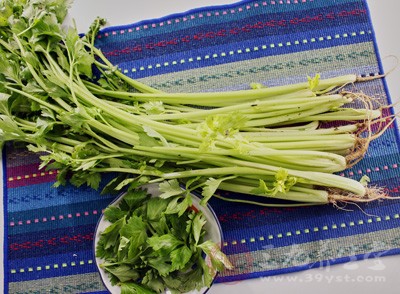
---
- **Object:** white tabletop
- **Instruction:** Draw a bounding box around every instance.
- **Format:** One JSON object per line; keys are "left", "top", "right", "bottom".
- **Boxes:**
{"left": 1, "top": 1, "right": 399, "bottom": 293}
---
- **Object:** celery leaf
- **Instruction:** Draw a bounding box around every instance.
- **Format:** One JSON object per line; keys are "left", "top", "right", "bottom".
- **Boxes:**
{"left": 159, "top": 179, "right": 183, "bottom": 199}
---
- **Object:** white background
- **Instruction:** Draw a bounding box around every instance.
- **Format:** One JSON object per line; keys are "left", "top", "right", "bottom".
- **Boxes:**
{"left": 1, "top": 1, "right": 399, "bottom": 293}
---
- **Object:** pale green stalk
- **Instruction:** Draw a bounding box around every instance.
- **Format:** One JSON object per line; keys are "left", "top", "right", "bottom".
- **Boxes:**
{"left": 290, "top": 109, "right": 382, "bottom": 122}
{"left": 145, "top": 94, "right": 347, "bottom": 121}
{"left": 218, "top": 182, "right": 329, "bottom": 203}
{"left": 86, "top": 75, "right": 357, "bottom": 107}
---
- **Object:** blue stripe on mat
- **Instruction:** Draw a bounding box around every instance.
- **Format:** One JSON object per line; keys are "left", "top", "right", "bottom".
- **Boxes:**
{"left": 96, "top": 1, "right": 368, "bottom": 61}
{"left": 110, "top": 25, "right": 373, "bottom": 79}
{"left": 8, "top": 224, "right": 96, "bottom": 260}
{"left": 7, "top": 250, "right": 97, "bottom": 282}
{"left": 3, "top": 147, "right": 10, "bottom": 294}
{"left": 216, "top": 248, "right": 400, "bottom": 283}
{"left": 7, "top": 182, "right": 116, "bottom": 213}
{"left": 98, "top": 0, "right": 363, "bottom": 37}
{"left": 7, "top": 199, "right": 109, "bottom": 235}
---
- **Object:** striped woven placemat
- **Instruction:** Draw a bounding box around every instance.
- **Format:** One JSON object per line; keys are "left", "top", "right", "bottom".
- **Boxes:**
{"left": 4, "top": 0, "right": 400, "bottom": 293}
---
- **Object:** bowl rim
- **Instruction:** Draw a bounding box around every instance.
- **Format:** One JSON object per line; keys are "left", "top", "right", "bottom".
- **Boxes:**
{"left": 93, "top": 183, "right": 225, "bottom": 294}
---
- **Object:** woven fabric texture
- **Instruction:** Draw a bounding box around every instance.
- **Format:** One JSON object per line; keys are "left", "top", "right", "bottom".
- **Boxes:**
{"left": 3, "top": 0, "right": 400, "bottom": 293}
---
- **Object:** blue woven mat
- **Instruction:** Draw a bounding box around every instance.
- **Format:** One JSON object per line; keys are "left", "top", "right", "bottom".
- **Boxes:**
{"left": 4, "top": 0, "right": 400, "bottom": 293}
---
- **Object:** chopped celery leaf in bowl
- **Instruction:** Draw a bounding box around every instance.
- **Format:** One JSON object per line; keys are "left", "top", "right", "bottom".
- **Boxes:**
{"left": 94, "top": 183, "right": 232, "bottom": 294}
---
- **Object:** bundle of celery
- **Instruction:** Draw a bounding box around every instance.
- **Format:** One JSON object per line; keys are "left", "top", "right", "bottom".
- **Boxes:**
{"left": 0, "top": 0, "right": 392, "bottom": 207}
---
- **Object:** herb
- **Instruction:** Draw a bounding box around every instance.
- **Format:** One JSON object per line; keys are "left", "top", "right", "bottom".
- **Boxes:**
{"left": 96, "top": 187, "right": 233, "bottom": 293}
{"left": 0, "top": 0, "right": 392, "bottom": 206}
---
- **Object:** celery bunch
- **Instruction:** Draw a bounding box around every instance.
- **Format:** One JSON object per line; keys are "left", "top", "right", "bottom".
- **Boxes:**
{"left": 0, "top": 0, "right": 391, "bottom": 206}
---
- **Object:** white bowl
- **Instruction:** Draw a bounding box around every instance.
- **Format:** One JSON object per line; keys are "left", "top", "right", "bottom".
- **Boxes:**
{"left": 94, "top": 183, "right": 223, "bottom": 294}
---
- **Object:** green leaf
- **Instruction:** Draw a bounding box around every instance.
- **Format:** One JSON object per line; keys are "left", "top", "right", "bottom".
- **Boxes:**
{"left": 185, "top": 176, "right": 202, "bottom": 190}
{"left": 127, "top": 237, "right": 146, "bottom": 261}
{"left": 75, "top": 159, "right": 97, "bottom": 171}
{"left": 103, "top": 264, "right": 140, "bottom": 283}
{"left": 65, "top": 27, "right": 80, "bottom": 57}
{"left": 101, "top": 174, "right": 130, "bottom": 195}
{"left": 149, "top": 215, "right": 169, "bottom": 236}
{"left": 192, "top": 212, "right": 207, "bottom": 245}
{"left": 77, "top": 51, "right": 94, "bottom": 78}
{"left": 97, "top": 216, "right": 125, "bottom": 252}
{"left": 58, "top": 109, "right": 88, "bottom": 134}
{"left": 121, "top": 188, "right": 150, "bottom": 211}
{"left": 22, "top": 51, "right": 39, "bottom": 68}
{"left": 120, "top": 215, "right": 148, "bottom": 257}
{"left": 86, "top": 172, "right": 102, "bottom": 190}
{"left": 53, "top": 166, "right": 69, "bottom": 188}
{"left": 201, "top": 175, "right": 236, "bottom": 205}
{"left": 164, "top": 197, "right": 181, "bottom": 215}
{"left": 103, "top": 206, "right": 127, "bottom": 223}
{"left": 21, "top": 3, "right": 37, "bottom": 20}
{"left": 118, "top": 236, "right": 130, "bottom": 257}
{"left": 360, "top": 175, "right": 370, "bottom": 187}
{"left": 138, "top": 131, "right": 163, "bottom": 147}
{"left": 142, "top": 270, "right": 165, "bottom": 293}
{"left": 10, "top": 18, "right": 28, "bottom": 36}
{"left": 40, "top": 106, "right": 56, "bottom": 120}
{"left": 159, "top": 179, "right": 183, "bottom": 199}
{"left": 198, "top": 256, "right": 215, "bottom": 288}
{"left": 147, "top": 234, "right": 183, "bottom": 253}
{"left": 72, "top": 143, "right": 99, "bottom": 159}
{"left": 308, "top": 73, "right": 321, "bottom": 91}
{"left": 198, "top": 240, "right": 233, "bottom": 271}
{"left": 115, "top": 177, "right": 137, "bottom": 191}
{"left": 120, "top": 282, "right": 156, "bottom": 294}
{"left": 147, "top": 255, "right": 173, "bottom": 277}
{"left": 26, "top": 144, "right": 49, "bottom": 153}
{"left": 127, "top": 176, "right": 151, "bottom": 190}
{"left": 178, "top": 193, "right": 192, "bottom": 217}
{"left": 186, "top": 214, "right": 194, "bottom": 235}
{"left": 170, "top": 245, "right": 192, "bottom": 271}
{"left": 250, "top": 82, "right": 266, "bottom": 89}
{"left": 142, "top": 125, "right": 169, "bottom": 146}
{"left": 250, "top": 170, "right": 296, "bottom": 197}
{"left": 0, "top": 93, "right": 11, "bottom": 116}
{"left": 21, "top": 80, "right": 46, "bottom": 95}
{"left": 120, "top": 215, "right": 146, "bottom": 239}
{"left": 0, "top": 115, "right": 26, "bottom": 144}
{"left": 197, "top": 112, "right": 248, "bottom": 151}
{"left": 163, "top": 194, "right": 192, "bottom": 217}
{"left": 161, "top": 274, "right": 184, "bottom": 291}
{"left": 273, "top": 168, "right": 297, "bottom": 195}
{"left": 250, "top": 179, "right": 272, "bottom": 195}
{"left": 146, "top": 197, "right": 169, "bottom": 221}
{"left": 55, "top": 46, "right": 70, "bottom": 71}
{"left": 162, "top": 266, "right": 204, "bottom": 293}
{"left": 0, "top": 4, "right": 12, "bottom": 27}
{"left": 142, "top": 101, "right": 165, "bottom": 114}
{"left": 52, "top": 0, "right": 74, "bottom": 23}
{"left": 169, "top": 213, "right": 190, "bottom": 240}
{"left": 43, "top": 69, "right": 69, "bottom": 90}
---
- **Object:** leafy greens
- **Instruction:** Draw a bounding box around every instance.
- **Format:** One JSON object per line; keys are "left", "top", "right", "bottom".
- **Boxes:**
{"left": 96, "top": 187, "right": 233, "bottom": 293}
{"left": 0, "top": 0, "right": 391, "bottom": 208}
